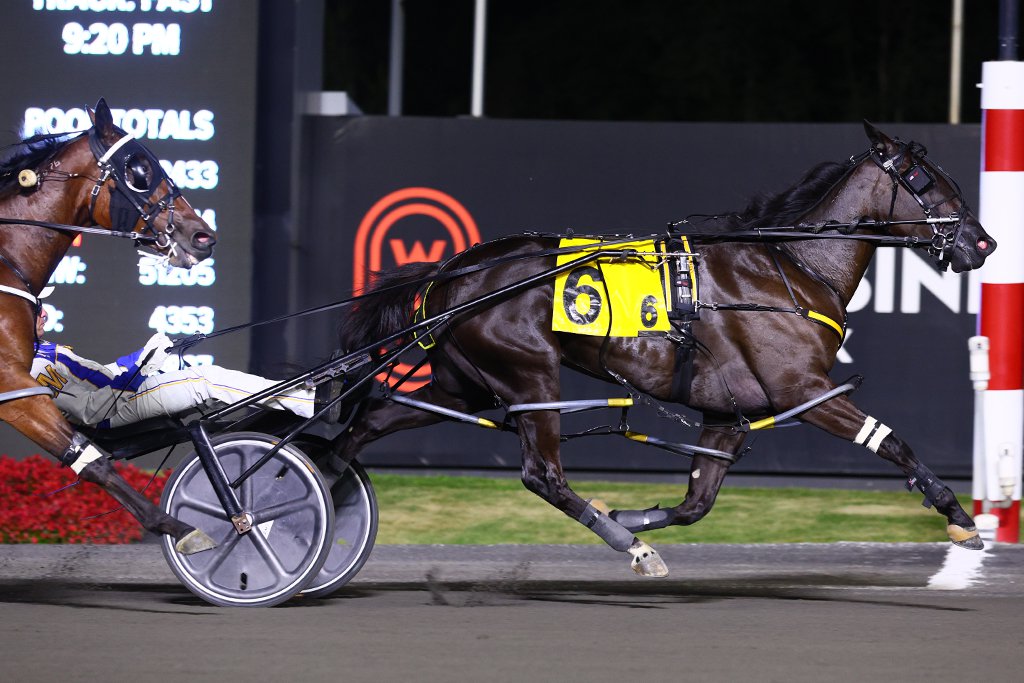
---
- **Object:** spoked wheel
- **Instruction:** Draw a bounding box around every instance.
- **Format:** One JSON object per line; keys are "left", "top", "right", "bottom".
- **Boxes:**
{"left": 160, "top": 432, "right": 334, "bottom": 607}
{"left": 292, "top": 436, "right": 378, "bottom": 598}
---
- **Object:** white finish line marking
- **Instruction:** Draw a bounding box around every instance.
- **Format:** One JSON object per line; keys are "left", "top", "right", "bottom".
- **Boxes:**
{"left": 927, "top": 544, "right": 990, "bottom": 590}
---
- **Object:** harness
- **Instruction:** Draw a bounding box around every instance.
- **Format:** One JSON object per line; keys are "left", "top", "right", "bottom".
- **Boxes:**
{"left": 695, "top": 245, "right": 847, "bottom": 346}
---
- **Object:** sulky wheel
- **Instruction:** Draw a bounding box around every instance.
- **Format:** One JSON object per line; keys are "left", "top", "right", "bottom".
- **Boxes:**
{"left": 160, "top": 432, "right": 334, "bottom": 607}
{"left": 290, "top": 436, "right": 378, "bottom": 598}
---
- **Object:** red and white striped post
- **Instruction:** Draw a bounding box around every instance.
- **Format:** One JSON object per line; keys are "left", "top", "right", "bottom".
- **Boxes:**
{"left": 975, "top": 53, "right": 1024, "bottom": 543}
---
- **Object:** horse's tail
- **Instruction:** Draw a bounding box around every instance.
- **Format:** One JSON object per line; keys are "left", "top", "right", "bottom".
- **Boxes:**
{"left": 338, "top": 261, "right": 441, "bottom": 353}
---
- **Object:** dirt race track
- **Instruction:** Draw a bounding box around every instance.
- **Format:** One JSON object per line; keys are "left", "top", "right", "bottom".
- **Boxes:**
{"left": 1, "top": 542, "right": 1021, "bottom": 682}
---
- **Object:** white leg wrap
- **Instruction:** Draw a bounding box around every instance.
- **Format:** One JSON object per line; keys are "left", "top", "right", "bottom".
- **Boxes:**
{"left": 854, "top": 417, "right": 877, "bottom": 445}
{"left": 867, "top": 424, "right": 892, "bottom": 452}
{"left": 69, "top": 443, "right": 104, "bottom": 474}
{"left": 853, "top": 416, "right": 892, "bottom": 453}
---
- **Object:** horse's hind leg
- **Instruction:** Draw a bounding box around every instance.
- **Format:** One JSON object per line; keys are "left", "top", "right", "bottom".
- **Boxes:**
{"left": 514, "top": 409, "right": 668, "bottom": 577}
{"left": 0, "top": 394, "right": 214, "bottom": 554}
{"left": 329, "top": 382, "right": 662, "bottom": 576}
{"left": 798, "top": 392, "right": 981, "bottom": 549}
{"left": 609, "top": 427, "right": 744, "bottom": 533}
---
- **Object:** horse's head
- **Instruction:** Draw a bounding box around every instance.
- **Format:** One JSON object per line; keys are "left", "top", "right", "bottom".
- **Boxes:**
{"left": 85, "top": 98, "right": 215, "bottom": 268}
{"left": 863, "top": 121, "right": 995, "bottom": 273}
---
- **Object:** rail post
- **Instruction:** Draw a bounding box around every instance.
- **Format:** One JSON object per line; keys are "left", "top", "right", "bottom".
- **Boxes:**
{"left": 975, "top": 0, "right": 1024, "bottom": 542}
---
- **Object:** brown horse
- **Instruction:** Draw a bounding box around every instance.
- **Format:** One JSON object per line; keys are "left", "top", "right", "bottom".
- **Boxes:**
{"left": 333, "top": 123, "right": 995, "bottom": 576}
{"left": 0, "top": 99, "right": 218, "bottom": 553}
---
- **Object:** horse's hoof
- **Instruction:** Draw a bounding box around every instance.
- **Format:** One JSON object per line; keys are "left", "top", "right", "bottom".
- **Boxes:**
{"left": 948, "top": 524, "right": 984, "bottom": 550}
{"left": 175, "top": 529, "right": 217, "bottom": 555}
{"left": 629, "top": 542, "right": 668, "bottom": 577}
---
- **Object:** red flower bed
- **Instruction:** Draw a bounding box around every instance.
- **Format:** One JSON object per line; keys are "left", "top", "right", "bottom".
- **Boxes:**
{"left": 0, "top": 455, "right": 170, "bottom": 544}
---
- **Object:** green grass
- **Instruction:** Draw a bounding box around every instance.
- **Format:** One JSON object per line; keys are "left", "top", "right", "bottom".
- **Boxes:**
{"left": 370, "top": 473, "right": 997, "bottom": 545}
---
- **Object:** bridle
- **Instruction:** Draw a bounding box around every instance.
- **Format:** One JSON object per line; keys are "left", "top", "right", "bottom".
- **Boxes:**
{"left": 0, "top": 127, "right": 182, "bottom": 306}
{"left": 867, "top": 139, "right": 968, "bottom": 271}
{"left": 86, "top": 127, "right": 185, "bottom": 261}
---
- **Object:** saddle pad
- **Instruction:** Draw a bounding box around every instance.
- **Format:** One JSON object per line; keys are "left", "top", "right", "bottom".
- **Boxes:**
{"left": 552, "top": 238, "right": 675, "bottom": 337}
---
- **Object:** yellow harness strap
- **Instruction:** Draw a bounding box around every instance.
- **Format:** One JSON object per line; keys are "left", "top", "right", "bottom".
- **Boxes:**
{"left": 803, "top": 309, "right": 845, "bottom": 340}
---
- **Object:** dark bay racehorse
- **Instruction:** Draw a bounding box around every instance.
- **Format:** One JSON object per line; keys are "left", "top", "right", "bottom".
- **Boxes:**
{"left": 0, "top": 99, "right": 217, "bottom": 553}
{"left": 335, "top": 123, "right": 996, "bottom": 576}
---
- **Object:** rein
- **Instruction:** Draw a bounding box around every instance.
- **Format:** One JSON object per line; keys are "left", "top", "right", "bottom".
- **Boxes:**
{"left": 0, "top": 216, "right": 158, "bottom": 243}
{"left": 170, "top": 216, "right": 958, "bottom": 353}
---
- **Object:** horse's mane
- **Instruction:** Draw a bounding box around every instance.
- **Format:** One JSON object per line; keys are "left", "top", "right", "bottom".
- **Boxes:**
{"left": 0, "top": 132, "right": 83, "bottom": 198}
{"left": 689, "top": 160, "right": 852, "bottom": 233}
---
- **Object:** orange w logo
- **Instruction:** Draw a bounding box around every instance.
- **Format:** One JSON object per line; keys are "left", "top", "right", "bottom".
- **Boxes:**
{"left": 390, "top": 239, "right": 446, "bottom": 265}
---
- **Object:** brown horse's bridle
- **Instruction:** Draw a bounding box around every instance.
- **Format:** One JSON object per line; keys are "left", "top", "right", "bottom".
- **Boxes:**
{"left": 86, "top": 128, "right": 184, "bottom": 260}
{"left": 0, "top": 128, "right": 175, "bottom": 307}
{"left": 867, "top": 140, "right": 968, "bottom": 271}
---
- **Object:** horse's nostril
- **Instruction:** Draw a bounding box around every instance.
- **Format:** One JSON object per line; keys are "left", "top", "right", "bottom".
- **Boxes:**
{"left": 192, "top": 231, "right": 216, "bottom": 248}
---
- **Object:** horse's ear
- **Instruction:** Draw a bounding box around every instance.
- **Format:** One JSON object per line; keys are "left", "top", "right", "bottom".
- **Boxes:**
{"left": 89, "top": 98, "right": 116, "bottom": 140}
{"left": 863, "top": 119, "right": 893, "bottom": 154}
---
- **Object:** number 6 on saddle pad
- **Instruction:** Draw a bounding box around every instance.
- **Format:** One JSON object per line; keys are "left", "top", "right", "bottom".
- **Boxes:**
{"left": 552, "top": 237, "right": 695, "bottom": 337}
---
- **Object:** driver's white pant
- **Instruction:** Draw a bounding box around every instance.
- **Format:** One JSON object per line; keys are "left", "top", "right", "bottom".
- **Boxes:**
{"left": 106, "top": 365, "right": 314, "bottom": 427}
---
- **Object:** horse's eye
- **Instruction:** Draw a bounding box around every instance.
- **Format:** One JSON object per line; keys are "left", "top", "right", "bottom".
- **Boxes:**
{"left": 124, "top": 155, "right": 151, "bottom": 193}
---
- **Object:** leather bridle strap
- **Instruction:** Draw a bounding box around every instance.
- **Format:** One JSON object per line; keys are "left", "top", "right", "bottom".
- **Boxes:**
{"left": 96, "top": 132, "right": 136, "bottom": 165}
{"left": 868, "top": 141, "right": 966, "bottom": 268}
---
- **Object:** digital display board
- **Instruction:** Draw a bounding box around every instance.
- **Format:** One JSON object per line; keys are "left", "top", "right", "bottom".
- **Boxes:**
{"left": 0, "top": 1, "right": 258, "bottom": 455}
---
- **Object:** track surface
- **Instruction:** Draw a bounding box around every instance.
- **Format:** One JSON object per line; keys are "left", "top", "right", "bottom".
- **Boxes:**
{"left": 1, "top": 542, "right": 1021, "bottom": 682}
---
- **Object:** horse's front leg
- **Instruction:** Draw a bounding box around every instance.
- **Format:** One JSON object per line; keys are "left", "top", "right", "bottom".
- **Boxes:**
{"left": 609, "top": 426, "right": 742, "bottom": 532}
{"left": 515, "top": 409, "right": 668, "bottom": 577}
{"left": 0, "top": 392, "right": 215, "bottom": 554}
{"left": 800, "top": 393, "right": 982, "bottom": 549}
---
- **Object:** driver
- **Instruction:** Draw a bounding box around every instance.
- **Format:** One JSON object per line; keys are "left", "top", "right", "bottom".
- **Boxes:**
{"left": 30, "top": 307, "right": 337, "bottom": 428}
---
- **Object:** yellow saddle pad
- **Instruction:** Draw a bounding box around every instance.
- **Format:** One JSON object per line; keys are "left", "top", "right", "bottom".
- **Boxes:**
{"left": 552, "top": 237, "right": 680, "bottom": 337}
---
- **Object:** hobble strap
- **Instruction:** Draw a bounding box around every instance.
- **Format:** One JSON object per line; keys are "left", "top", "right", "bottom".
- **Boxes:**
{"left": 609, "top": 505, "right": 671, "bottom": 533}
{"left": 905, "top": 463, "right": 947, "bottom": 509}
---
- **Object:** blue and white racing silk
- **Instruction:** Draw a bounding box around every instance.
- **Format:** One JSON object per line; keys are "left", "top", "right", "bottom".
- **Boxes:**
{"left": 31, "top": 341, "right": 147, "bottom": 426}
{"left": 31, "top": 341, "right": 315, "bottom": 427}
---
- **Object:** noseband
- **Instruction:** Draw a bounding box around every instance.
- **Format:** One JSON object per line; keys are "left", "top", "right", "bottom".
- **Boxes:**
{"left": 868, "top": 140, "right": 967, "bottom": 271}
{"left": 86, "top": 128, "right": 184, "bottom": 259}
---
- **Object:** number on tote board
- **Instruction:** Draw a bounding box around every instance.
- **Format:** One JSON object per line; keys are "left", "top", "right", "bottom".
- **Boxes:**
{"left": 148, "top": 305, "right": 214, "bottom": 335}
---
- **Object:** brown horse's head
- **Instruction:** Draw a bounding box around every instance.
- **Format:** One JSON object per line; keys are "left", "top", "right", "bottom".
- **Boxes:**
{"left": 86, "top": 98, "right": 215, "bottom": 268}
{"left": 863, "top": 121, "right": 995, "bottom": 273}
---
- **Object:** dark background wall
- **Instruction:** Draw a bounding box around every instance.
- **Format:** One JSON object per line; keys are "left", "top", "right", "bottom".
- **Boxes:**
{"left": 324, "top": 0, "right": 1016, "bottom": 123}
{"left": 0, "top": 2, "right": 1003, "bottom": 481}
{"left": 287, "top": 115, "right": 982, "bottom": 477}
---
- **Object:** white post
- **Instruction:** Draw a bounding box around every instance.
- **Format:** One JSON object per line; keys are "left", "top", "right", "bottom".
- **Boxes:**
{"left": 970, "top": 336, "right": 1000, "bottom": 541}
{"left": 977, "top": 58, "right": 1024, "bottom": 542}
